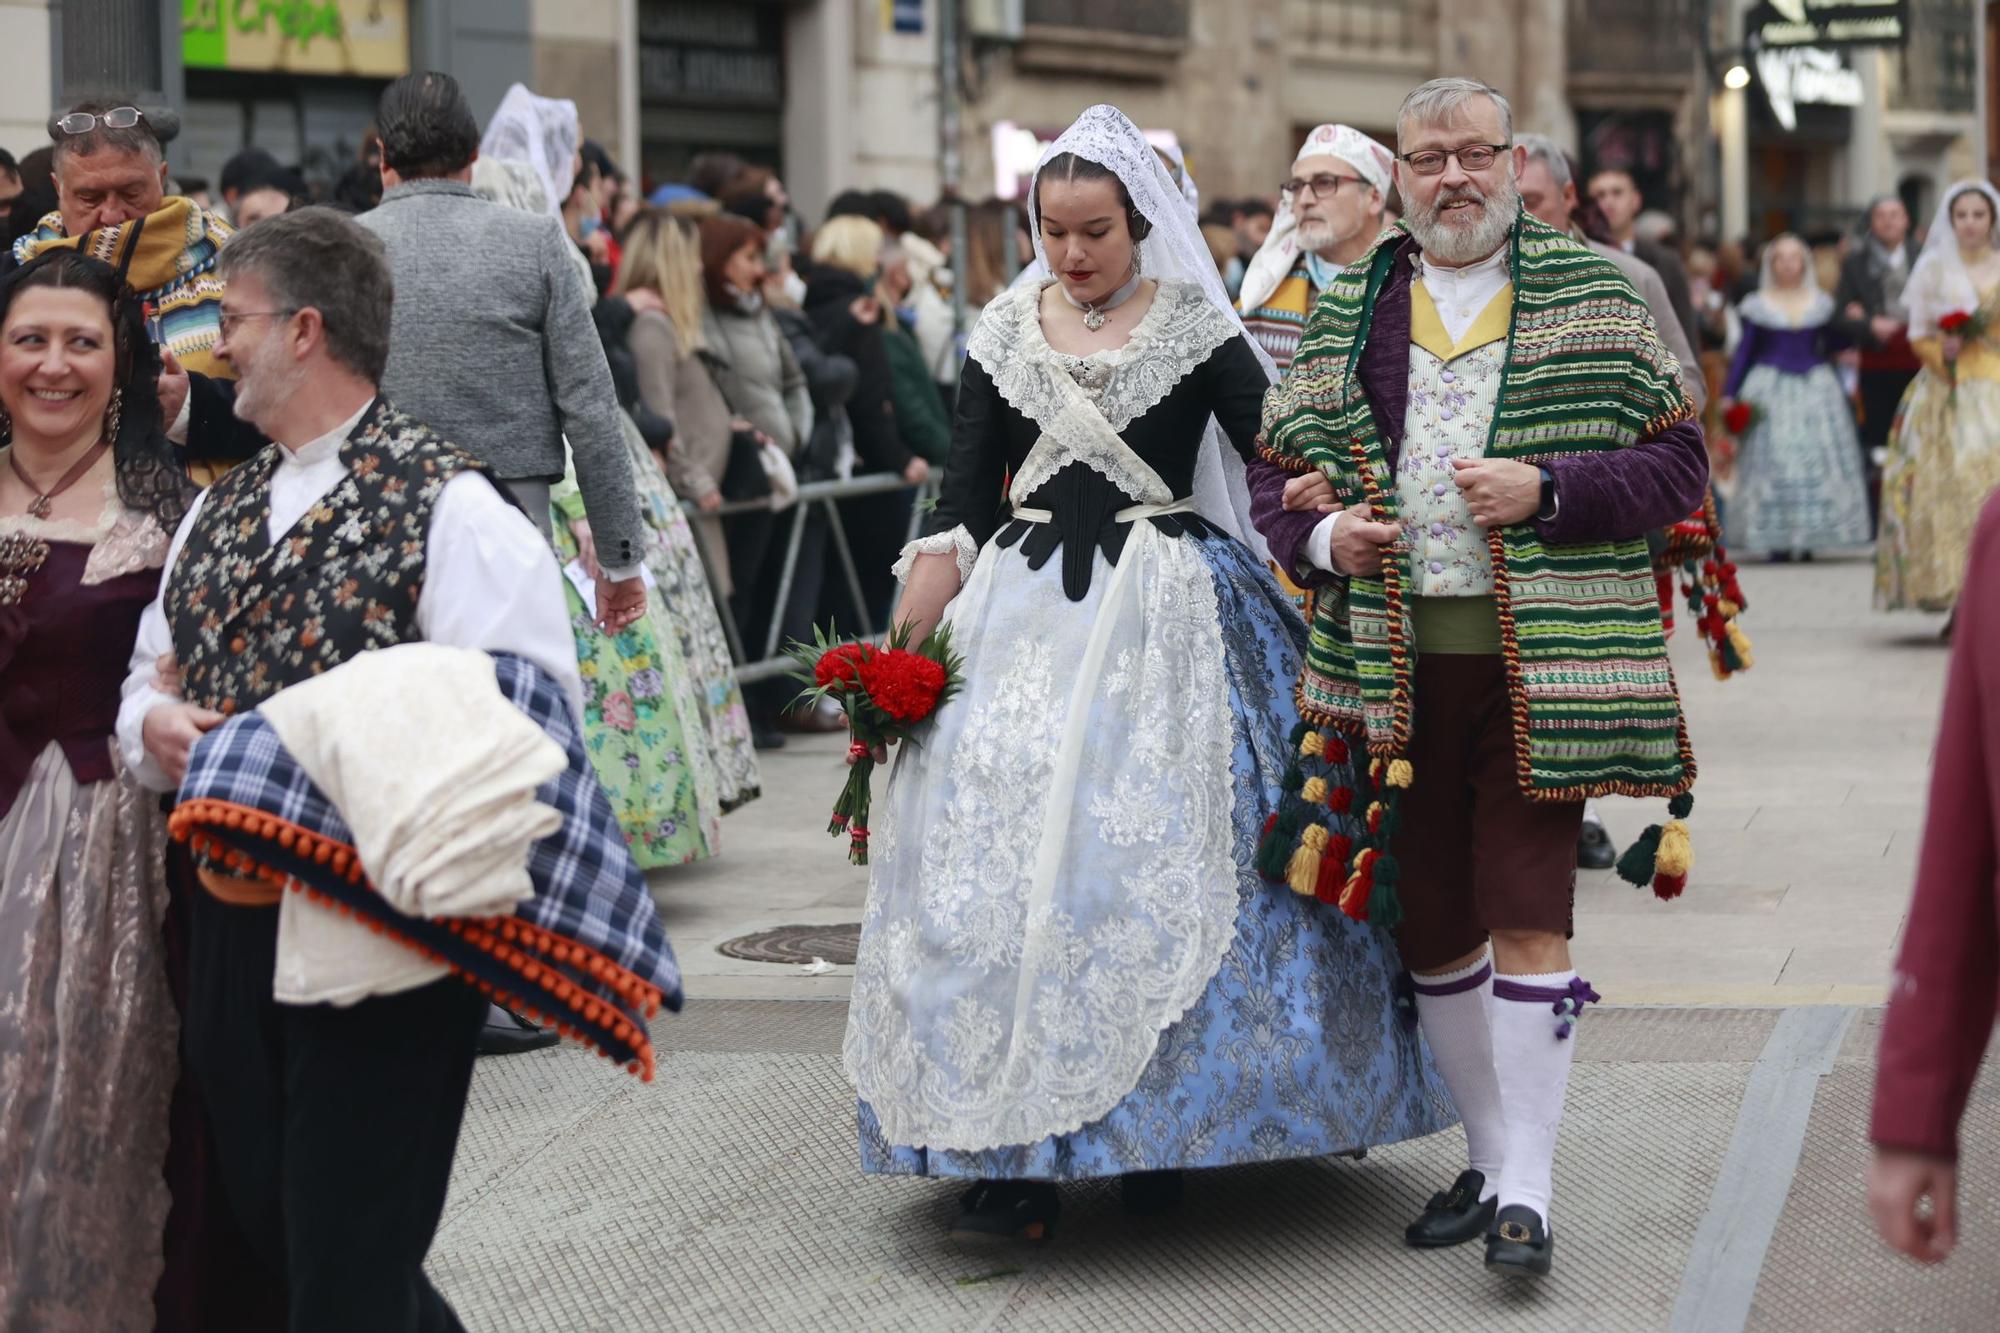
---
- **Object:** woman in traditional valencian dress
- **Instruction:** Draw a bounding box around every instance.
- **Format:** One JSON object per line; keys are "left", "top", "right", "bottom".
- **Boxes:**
{"left": 847, "top": 106, "right": 1451, "bottom": 1242}
{"left": 1877, "top": 181, "right": 2000, "bottom": 614}
{"left": 472, "top": 155, "right": 729, "bottom": 866}
{"left": 1721, "top": 233, "right": 1872, "bottom": 560}
{"left": 0, "top": 252, "right": 189, "bottom": 1328}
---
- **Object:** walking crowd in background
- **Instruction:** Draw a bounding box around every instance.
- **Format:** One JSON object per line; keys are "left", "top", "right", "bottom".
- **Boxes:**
{"left": 0, "top": 50, "right": 1996, "bottom": 1332}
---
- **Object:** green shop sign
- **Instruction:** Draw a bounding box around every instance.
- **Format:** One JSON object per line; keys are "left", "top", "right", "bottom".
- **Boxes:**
{"left": 182, "top": 0, "right": 410, "bottom": 77}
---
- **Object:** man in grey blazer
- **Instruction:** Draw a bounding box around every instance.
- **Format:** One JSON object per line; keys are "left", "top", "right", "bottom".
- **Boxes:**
{"left": 357, "top": 71, "right": 647, "bottom": 636}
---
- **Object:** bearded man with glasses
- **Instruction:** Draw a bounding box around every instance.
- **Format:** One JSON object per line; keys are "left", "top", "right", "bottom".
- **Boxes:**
{"left": 1252, "top": 77, "right": 1710, "bottom": 1279}
{"left": 1239, "top": 123, "right": 1395, "bottom": 376}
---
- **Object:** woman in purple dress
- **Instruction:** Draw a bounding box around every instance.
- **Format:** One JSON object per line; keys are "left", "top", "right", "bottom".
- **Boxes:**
{"left": 0, "top": 252, "right": 192, "bottom": 1329}
{"left": 1720, "top": 233, "right": 1872, "bottom": 559}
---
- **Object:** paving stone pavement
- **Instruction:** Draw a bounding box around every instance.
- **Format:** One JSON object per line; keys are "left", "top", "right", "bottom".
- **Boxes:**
{"left": 432, "top": 558, "right": 1989, "bottom": 1330}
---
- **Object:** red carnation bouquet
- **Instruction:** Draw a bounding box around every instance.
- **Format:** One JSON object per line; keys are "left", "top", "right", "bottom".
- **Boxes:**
{"left": 786, "top": 622, "right": 964, "bottom": 864}
{"left": 1721, "top": 400, "right": 1759, "bottom": 437}
{"left": 1939, "top": 309, "right": 1985, "bottom": 399}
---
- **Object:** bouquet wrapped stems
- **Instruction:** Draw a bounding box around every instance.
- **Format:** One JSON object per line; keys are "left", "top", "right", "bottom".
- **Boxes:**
{"left": 786, "top": 621, "right": 964, "bottom": 866}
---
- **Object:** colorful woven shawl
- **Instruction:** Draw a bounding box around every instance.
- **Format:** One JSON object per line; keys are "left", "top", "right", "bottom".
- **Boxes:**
{"left": 13, "top": 197, "right": 233, "bottom": 378}
{"left": 1256, "top": 214, "right": 1698, "bottom": 916}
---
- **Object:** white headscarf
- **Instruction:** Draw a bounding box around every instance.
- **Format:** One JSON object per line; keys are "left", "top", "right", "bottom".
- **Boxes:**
{"left": 1907, "top": 179, "right": 2000, "bottom": 339}
{"left": 479, "top": 84, "right": 579, "bottom": 221}
{"left": 1236, "top": 123, "right": 1394, "bottom": 314}
{"left": 1019, "top": 106, "right": 1275, "bottom": 561}
{"left": 1741, "top": 233, "right": 1832, "bottom": 328}
{"left": 1154, "top": 139, "right": 1201, "bottom": 216}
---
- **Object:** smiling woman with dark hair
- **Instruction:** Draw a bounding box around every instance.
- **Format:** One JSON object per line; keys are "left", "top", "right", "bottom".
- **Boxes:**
{"left": 0, "top": 250, "right": 191, "bottom": 1330}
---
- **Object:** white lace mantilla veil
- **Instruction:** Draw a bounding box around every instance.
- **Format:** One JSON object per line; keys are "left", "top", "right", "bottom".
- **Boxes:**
{"left": 479, "top": 84, "right": 580, "bottom": 222}
{"left": 1906, "top": 179, "right": 2000, "bottom": 339}
{"left": 1741, "top": 234, "right": 1833, "bottom": 329}
{"left": 1002, "top": 106, "right": 1276, "bottom": 563}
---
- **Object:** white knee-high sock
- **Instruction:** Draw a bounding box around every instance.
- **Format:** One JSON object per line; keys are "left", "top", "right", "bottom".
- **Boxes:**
{"left": 1582, "top": 797, "right": 1604, "bottom": 827}
{"left": 1491, "top": 968, "right": 1591, "bottom": 1227}
{"left": 1411, "top": 950, "right": 1506, "bottom": 1201}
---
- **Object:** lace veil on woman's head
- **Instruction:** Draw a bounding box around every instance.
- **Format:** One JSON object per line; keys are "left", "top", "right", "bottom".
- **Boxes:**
{"left": 1907, "top": 179, "right": 2000, "bottom": 339}
{"left": 479, "top": 84, "right": 580, "bottom": 221}
{"left": 1020, "top": 105, "right": 1275, "bottom": 561}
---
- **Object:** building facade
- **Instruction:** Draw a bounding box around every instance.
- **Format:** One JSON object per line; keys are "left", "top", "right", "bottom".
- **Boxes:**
{"left": 5, "top": 1, "right": 640, "bottom": 201}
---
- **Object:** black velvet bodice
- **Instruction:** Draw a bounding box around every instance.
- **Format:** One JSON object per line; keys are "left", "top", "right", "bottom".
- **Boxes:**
{"left": 927, "top": 328, "right": 1269, "bottom": 599}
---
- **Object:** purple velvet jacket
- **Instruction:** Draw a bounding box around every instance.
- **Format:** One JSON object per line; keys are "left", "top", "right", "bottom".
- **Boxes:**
{"left": 1246, "top": 233, "right": 1711, "bottom": 587}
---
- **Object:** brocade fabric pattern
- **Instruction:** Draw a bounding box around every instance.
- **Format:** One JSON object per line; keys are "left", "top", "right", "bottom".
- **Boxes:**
{"left": 0, "top": 492, "right": 176, "bottom": 1332}
{"left": 164, "top": 400, "right": 484, "bottom": 713}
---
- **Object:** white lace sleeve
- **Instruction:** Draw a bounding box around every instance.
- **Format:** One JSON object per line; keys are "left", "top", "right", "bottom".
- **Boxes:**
{"left": 893, "top": 524, "right": 979, "bottom": 585}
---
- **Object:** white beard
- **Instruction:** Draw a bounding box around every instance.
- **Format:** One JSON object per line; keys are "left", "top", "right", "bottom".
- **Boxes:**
{"left": 1294, "top": 219, "right": 1338, "bottom": 253}
{"left": 1407, "top": 172, "right": 1521, "bottom": 266}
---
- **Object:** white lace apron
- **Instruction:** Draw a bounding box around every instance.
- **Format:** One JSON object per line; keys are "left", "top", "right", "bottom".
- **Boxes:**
{"left": 846, "top": 283, "right": 1245, "bottom": 1152}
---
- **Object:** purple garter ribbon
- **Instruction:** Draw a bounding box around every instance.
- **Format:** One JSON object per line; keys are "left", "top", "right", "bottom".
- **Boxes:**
{"left": 1493, "top": 974, "right": 1602, "bottom": 1040}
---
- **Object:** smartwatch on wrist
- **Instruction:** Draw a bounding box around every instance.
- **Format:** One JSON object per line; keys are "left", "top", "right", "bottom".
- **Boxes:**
{"left": 1536, "top": 465, "right": 1558, "bottom": 521}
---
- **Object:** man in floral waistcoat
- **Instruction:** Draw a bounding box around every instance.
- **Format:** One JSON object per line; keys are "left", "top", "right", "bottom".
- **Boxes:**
{"left": 116, "top": 207, "right": 582, "bottom": 1331}
{"left": 1251, "top": 78, "right": 1709, "bottom": 1278}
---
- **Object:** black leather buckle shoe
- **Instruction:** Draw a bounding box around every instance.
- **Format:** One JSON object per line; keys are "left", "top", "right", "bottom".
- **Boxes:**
{"left": 949, "top": 1180, "right": 1059, "bottom": 1244}
{"left": 1484, "top": 1203, "right": 1554, "bottom": 1276}
{"left": 1577, "top": 820, "right": 1618, "bottom": 870}
{"left": 476, "top": 1004, "right": 561, "bottom": 1056}
{"left": 1404, "top": 1169, "right": 1497, "bottom": 1248}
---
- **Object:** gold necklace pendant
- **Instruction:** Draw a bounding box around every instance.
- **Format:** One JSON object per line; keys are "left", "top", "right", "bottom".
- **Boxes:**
{"left": 26, "top": 494, "right": 52, "bottom": 520}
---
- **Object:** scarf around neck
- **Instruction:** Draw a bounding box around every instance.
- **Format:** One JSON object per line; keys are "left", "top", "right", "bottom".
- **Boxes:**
{"left": 13, "top": 197, "right": 235, "bottom": 378}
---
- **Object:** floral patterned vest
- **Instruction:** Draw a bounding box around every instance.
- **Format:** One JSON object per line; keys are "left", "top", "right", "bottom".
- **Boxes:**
{"left": 165, "top": 398, "right": 489, "bottom": 715}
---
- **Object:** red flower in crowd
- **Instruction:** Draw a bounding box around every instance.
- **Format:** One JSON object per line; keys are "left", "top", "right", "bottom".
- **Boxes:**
{"left": 1939, "top": 310, "right": 1974, "bottom": 333}
{"left": 813, "top": 641, "right": 874, "bottom": 690}
{"left": 1723, "top": 402, "right": 1754, "bottom": 435}
{"left": 857, "top": 648, "right": 948, "bottom": 724}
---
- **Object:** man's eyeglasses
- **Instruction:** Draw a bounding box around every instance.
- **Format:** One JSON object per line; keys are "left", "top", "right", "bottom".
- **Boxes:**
{"left": 1280, "top": 173, "right": 1363, "bottom": 200}
{"left": 54, "top": 106, "right": 147, "bottom": 137}
{"left": 1397, "top": 143, "right": 1511, "bottom": 176}
{"left": 217, "top": 309, "right": 297, "bottom": 339}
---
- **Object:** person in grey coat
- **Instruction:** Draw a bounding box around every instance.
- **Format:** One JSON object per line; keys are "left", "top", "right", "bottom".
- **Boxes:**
{"left": 356, "top": 71, "right": 646, "bottom": 635}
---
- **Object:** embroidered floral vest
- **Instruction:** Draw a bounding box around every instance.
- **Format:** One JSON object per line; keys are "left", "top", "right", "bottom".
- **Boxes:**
{"left": 165, "top": 399, "right": 488, "bottom": 714}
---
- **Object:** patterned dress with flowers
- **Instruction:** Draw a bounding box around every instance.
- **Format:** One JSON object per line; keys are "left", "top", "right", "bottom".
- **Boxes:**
{"left": 551, "top": 477, "right": 721, "bottom": 868}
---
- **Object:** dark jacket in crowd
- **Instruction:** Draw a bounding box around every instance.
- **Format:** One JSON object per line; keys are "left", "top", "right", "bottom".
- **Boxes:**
{"left": 1632, "top": 236, "right": 1700, "bottom": 355}
{"left": 773, "top": 303, "right": 860, "bottom": 480}
{"left": 883, "top": 316, "right": 951, "bottom": 465}
{"left": 801, "top": 265, "right": 913, "bottom": 476}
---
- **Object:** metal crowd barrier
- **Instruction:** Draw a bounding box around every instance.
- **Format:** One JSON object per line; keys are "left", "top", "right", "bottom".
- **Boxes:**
{"left": 679, "top": 471, "right": 940, "bottom": 685}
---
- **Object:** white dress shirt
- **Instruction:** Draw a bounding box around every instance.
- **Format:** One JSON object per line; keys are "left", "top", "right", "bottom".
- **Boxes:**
{"left": 1304, "top": 245, "right": 1514, "bottom": 574}
{"left": 117, "top": 398, "right": 586, "bottom": 792}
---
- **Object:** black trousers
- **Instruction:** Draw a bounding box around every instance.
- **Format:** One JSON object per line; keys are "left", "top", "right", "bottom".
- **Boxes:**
{"left": 184, "top": 892, "right": 487, "bottom": 1333}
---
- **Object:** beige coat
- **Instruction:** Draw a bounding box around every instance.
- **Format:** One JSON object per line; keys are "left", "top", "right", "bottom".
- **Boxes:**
{"left": 628, "top": 310, "right": 733, "bottom": 590}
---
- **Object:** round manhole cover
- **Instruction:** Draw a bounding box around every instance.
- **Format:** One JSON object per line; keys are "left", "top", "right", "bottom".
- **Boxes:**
{"left": 716, "top": 923, "right": 861, "bottom": 966}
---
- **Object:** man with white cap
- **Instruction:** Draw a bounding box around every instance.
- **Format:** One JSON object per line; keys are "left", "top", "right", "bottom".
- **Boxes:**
{"left": 1240, "top": 124, "right": 1396, "bottom": 373}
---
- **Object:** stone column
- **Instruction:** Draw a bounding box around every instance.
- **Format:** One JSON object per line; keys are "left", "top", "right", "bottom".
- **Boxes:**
{"left": 1515, "top": 0, "right": 1574, "bottom": 150}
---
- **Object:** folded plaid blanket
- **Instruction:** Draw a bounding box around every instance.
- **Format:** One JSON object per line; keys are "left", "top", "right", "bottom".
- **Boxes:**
{"left": 171, "top": 653, "right": 682, "bottom": 1079}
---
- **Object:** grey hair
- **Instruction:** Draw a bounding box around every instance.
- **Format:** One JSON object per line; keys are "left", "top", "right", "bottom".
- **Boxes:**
{"left": 1515, "top": 134, "right": 1571, "bottom": 192}
{"left": 48, "top": 97, "right": 174, "bottom": 169}
{"left": 1397, "top": 78, "right": 1513, "bottom": 150}
{"left": 216, "top": 207, "right": 394, "bottom": 383}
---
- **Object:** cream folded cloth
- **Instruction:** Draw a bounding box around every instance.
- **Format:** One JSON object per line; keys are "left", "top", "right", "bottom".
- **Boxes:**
{"left": 256, "top": 643, "right": 567, "bottom": 1006}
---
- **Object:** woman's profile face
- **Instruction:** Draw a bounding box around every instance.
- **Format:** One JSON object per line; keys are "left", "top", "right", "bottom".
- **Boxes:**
{"left": 1951, "top": 190, "right": 1995, "bottom": 251}
{"left": 724, "top": 239, "right": 766, "bottom": 296}
{"left": 0, "top": 286, "right": 117, "bottom": 451}
{"left": 1036, "top": 174, "right": 1135, "bottom": 308}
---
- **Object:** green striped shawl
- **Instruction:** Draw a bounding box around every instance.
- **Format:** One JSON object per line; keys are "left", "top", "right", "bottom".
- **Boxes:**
{"left": 1259, "top": 213, "right": 1696, "bottom": 801}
